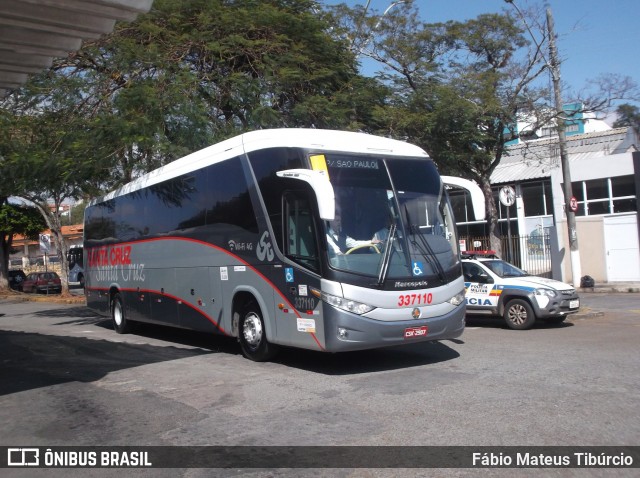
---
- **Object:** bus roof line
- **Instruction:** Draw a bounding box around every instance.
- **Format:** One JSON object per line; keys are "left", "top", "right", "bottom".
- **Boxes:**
{"left": 92, "top": 129, "right": 429, "bottom": 205}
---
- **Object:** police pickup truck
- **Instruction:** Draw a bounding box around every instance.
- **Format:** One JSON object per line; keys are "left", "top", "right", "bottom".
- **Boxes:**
{"left": 462, "top": 252, "right": 580, "bottom": 330}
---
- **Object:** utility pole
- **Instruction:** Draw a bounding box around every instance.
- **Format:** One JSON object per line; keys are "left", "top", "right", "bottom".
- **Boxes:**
{"left": 354, "top": 1, "right": 406, "bottom": 59}
{"left": 547, "top": 7, "right": 581, "bottom": 287}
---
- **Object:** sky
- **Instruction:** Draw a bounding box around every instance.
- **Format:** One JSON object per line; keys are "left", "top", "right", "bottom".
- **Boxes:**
{"left": 332, "top": 0, "right": 640, "bottom": 104}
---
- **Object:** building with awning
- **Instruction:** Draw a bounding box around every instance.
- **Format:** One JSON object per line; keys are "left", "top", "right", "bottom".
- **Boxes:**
{"left": 450, "top": 125, "right": 639, "bottom": 284}
{"left": 9, "top": 224, "right": 83, "bottom": 270}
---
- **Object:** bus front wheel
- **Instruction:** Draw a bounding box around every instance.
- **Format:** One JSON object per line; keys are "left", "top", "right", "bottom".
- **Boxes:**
{"left": 111, "top": 292, "right": 132, "bottom": 334}
{"left": 238, "top": 303, "right": 278, "bottom": 362}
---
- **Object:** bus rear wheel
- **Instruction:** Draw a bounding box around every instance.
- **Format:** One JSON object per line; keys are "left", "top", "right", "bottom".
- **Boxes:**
{"left": 238, "top": 303, "right": 278, "bottom": 362}
{"left": 111, "top": 292, "right": 132, "bottom": 334}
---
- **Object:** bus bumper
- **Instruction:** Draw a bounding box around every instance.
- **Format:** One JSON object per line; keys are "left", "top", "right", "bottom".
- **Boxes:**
{"left": 321, "top": 303, "right": 466, "bottom": 353}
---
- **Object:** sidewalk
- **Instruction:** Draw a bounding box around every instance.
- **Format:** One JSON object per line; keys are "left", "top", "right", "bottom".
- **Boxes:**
{"left": 579, "top": 282, "right": 640, "bottom": 294}
{"left": 573, "top": 282, "right": 639, "bottom": 319}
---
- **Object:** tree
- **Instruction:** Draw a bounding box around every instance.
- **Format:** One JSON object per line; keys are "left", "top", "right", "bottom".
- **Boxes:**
{"left": 330, "top": 1, "right": 549, "bottom": 254}
{"left": 44, "top": 0, "right": 364, "bottom": 188}
{"left": 613, "top": 103, "right": 640, "bottom": 136}
{"left": 0, "top": 201, "right": 46, "bottom": 291}
{"left": 0, "top": 66, "right": 113, "bottom": 295}
{"left": 0, "top": 0, "right": 366, "bottom": 291}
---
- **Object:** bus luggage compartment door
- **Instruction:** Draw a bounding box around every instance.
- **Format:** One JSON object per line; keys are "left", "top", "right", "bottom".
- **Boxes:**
{"left": 174, "top": 267, "right": 224, "bottom": 334}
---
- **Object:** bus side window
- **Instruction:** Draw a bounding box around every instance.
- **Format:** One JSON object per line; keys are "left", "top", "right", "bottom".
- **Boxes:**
{"left": 283, "top": 192, "right": 319, "bottom": 273}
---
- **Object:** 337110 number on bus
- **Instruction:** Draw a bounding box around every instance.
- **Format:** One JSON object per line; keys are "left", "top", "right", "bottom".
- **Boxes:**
{"left": 398, "top": 293, "right": 433, "bottom": 307}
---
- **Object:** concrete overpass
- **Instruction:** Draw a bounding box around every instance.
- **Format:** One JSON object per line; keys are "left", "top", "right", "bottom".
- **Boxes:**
{"left": 0, "top": 0, "right": 154, "bottom": 96}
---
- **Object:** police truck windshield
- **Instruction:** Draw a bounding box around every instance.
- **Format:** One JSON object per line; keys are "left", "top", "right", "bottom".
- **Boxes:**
{"left": 482, "top": 260, "right": 528, "bottom": 278}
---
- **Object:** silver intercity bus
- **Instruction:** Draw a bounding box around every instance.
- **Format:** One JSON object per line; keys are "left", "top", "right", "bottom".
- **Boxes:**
{"left": 84, "top": 129, "right": 484, "bottom": 361}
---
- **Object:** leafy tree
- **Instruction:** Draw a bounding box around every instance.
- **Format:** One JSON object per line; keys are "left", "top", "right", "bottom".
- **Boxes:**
{"left": 0, "top": 0, "right": 365, "bottom": 291}
{"left": 330, "top": 1, "right": 549, "bottom": 253}
{"left": 0, "top": 202, "right": 46, "bottom": 291}
{"left": 68, "top": 201, "right": 87, "bottom": 226}
{"left": 331, "top": 1, "right": 639, "bottom": 253}
{"left": 613, "top": 103, "right": 640, "bottom": 136}
{"left": 0, "top": 107, "right": 101, "bottom": 294}
{"left": 40, "top": 0, "right": 364, "bottom": 188}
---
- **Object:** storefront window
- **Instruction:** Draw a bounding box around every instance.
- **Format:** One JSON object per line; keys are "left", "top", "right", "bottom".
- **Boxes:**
{"left": 571, "top": 175, "right": 636, "bottom": 216}
{"left": 522, "top": 181, "right": 552, "bottom": 217}
{"left": 585, "top": 179, "right": 608, "bottom": 200}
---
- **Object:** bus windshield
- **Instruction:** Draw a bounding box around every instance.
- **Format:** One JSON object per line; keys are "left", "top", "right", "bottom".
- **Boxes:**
{"left": 67, "top": 246, "right": 83, "bottom": 269}
{"left": 323, "top": 155, "right": 459, "bottom": 282}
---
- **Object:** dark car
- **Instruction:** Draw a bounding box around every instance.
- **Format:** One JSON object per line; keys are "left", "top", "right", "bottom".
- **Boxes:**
{"left": 22, "top": 272, "right": 62, "bottom": 294}
{"left": 8, "top": 270, "right": 27, "bottom": 291}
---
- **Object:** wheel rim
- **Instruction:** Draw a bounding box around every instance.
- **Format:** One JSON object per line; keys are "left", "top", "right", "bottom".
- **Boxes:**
{"left": 508, "top": 304, "right": 528, "bottom": 325}
{"left": 113, "top": 302, "right": 123, "bottom": 326}
{"left": 242, "top": 312, "right": 263, "bottom": 348}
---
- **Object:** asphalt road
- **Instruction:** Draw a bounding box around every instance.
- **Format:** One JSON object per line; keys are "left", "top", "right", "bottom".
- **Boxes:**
{"left": 0, "top": 293, "right": 638, "bottom": 477}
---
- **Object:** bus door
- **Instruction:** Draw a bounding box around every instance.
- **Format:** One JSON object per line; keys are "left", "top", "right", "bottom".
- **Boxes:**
{"left": 276, "top": 191, "right": 324, "bottom": 347}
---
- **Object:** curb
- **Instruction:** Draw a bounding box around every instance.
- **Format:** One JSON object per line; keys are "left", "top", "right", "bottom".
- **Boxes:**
{"left": 0, "top": 294, "right": 85, "bottom": 305}
{"left": 580, "top": 286, "right": 640, "bottom": 294}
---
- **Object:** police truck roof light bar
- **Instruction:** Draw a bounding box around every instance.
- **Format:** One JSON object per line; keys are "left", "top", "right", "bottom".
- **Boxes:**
{"left": 461, "top": 250, "right": 498, "bottom": 259}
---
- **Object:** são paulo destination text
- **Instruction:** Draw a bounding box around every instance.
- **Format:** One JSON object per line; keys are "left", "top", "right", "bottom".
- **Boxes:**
{"left": 473, "top": 452, "right": 633, "bottom": 467}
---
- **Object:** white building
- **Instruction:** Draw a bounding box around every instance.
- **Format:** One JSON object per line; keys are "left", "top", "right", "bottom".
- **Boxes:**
{"left": 452, "top": 125, "right": 639, "bottom": 284}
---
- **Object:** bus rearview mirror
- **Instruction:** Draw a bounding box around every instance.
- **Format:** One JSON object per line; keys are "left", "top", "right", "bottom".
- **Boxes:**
{"left": 276, "top": 169, "right": 335, "bottom": 221}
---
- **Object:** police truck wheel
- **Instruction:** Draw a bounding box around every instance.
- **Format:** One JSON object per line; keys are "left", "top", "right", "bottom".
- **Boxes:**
{"left": 503, "top": 299, "right": 535, "bottom": 330}
{"left": 111, "top": 293, "right": 131, "bottom": 334}
{"left": 238, "top": 304, "right": 278, "bottom": 362}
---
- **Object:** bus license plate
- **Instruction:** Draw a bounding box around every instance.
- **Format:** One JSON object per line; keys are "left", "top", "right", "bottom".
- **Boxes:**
{"left": 569, "top": 300, "right": 579, "bottom": 309}
{"left": 404, "top": 326, "right": 428, "bottom": 339}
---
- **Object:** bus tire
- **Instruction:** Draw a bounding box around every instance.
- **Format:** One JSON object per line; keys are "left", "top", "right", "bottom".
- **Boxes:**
{"left": 238, "top": 303, "right": 279, "bottom": 362}
{"left": 503, "top": 298, "right": 536, "bottom": 330}
{"left": 111, "top": 292, "right": 131, "bottom": 334}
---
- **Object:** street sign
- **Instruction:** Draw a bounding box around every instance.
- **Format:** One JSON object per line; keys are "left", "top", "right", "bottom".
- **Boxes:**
{"left": 39, "top": 234, "right": 50, "bottom": 253}
{"left": 499, "top": 186, "right": 516, "bottom": 207}
{"left": 569, "top": 196, "right": 578, "bottom": 212}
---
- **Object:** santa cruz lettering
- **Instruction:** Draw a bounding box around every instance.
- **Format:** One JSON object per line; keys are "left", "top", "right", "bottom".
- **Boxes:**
{"left": 88, "top": 245, "right": 132, "bottom": 267}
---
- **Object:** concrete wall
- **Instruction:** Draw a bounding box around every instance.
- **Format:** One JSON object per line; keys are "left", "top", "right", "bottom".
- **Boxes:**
{"left": 555, "top": 217, "right": 607, "bottom": 283}
{"left": 550, "top": 142, "right": 638, "bottom": 285}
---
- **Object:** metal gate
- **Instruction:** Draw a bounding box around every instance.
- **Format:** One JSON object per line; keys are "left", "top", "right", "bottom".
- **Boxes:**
{"left": 460, "top": 233, "right": 552, "bottom": 278}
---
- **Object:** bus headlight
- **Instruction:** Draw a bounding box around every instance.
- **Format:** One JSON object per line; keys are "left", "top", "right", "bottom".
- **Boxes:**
{"left": 313, "top": 289, "right": 375, "bottom": 315}
{"left": 448, "top": 290, "right": 465, "bottom": 306}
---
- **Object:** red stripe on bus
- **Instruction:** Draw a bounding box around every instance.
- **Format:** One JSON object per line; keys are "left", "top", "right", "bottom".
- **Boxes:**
{"left": 87, "top": 286, "right": 228, "bottom": 335}
{"left": 310, "top": 332, "right": 324, "bottom": 351}
{"left": 86, "top": 236, "right": 326, "bottom": 350}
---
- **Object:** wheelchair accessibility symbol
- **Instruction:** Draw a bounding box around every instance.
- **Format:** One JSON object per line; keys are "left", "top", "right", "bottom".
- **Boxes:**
{"left": 412, "top": 261, "right": 424, "bottom": 276}
{"left": 285, "top": 268, "right": 294, "bottom": 283}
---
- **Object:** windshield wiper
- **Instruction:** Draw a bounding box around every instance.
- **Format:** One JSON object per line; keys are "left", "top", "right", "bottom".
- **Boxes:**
{"left": 376, "top": 223, "right": 397, "bottom": 287}
{"left": 404, "top": 205, "right": 447, "bottom": 285}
